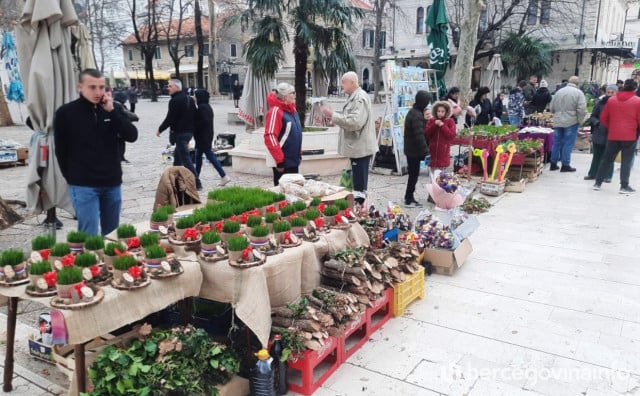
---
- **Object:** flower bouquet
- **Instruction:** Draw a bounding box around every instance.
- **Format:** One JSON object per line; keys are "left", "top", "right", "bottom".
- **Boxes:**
{"left": 425, "top": 170, "right": 469, "bottom": 210}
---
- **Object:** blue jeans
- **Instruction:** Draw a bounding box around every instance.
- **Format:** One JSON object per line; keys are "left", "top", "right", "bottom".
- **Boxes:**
{"left": 551, "top": 124, "right": 579, "bottom": 165}
{"left": 173, "top": 132, "right": 199, "bottom": 182}
{"left": 508, "top": 115, "right": 521, "bottom": 126}
{"left": 69, "top": 185, "right": 121, "bottom": 236}
{"left": 195, "top": 148, "right": 226, "bottom": 178}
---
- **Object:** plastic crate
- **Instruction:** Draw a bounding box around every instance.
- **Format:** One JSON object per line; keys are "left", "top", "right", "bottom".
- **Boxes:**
{"left": 337, "top": 313, "right": 368, "bottom": 362}
{"left": 287, "top": 336, "right": 340, "bottom": 395}
{"left": 366, "top": 287, "right": 393, "bottom": 334}
{"left": 392, "top": 266, "right": 425, "bottom": 317}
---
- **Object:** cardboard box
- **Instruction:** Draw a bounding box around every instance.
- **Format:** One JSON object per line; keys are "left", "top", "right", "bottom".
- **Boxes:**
{"left": 505, "top": 179, "right": 526, "bottom": 193}
{"left": 0, "top": 149, "right": 18, "bottom": 163}
{"left": 480, "top": 180, "right": 505, "bottom": 197}
{"left": 422, "top": 238, "right": 473, "bottom": 276}
{"left": 17, "top": 147, "right": 29, "bottom": 161}
{"left": 28, "top": 337, "right": 54, "bottom": 364}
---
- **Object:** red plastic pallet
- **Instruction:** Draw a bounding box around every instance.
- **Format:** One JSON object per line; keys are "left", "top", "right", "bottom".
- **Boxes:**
{"left": 287, "top": 336, "right": 340, "bottom": 395}
{"left": 337, "top": 313, "right": 369, "bottom": 362}
{"left": 367, "top": 288, "right": 393, "bottom": 334}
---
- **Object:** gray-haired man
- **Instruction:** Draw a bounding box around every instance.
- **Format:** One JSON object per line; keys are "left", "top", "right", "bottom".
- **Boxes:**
{"left": 156, "top": 79, "right": 201, "bottom": 189}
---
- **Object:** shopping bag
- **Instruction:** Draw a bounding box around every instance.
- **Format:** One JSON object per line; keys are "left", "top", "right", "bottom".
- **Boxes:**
{"left": 339, "top": 169, "right": 353, "bottom": 190}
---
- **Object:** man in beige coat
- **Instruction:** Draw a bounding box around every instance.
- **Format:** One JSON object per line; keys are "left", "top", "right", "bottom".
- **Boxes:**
{"left": 321, "top": 72, "right": 378, "bottom": 205}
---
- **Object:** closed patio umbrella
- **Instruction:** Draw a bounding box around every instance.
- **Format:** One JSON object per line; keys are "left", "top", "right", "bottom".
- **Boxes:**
{"left": 73, "top": 23, "right": 96, "bottom": 70}
{"left": 482, "top": 53, "right": 503, "bottom": 98}
{"left": 238, "top": 66, "right": 272, "bottom": 128}
{"left": 15, "top": 0, "right": 78, "bottom": 216}
{"left": 426, "top": 0, "right": 449, "bottom": 99}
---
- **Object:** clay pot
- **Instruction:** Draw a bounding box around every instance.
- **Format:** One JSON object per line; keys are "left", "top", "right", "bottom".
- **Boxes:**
{"left": 56, "top": 282, "right": 82, "bottom": 298}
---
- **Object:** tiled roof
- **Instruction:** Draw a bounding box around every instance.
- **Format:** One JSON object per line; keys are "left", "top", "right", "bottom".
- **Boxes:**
{"left": 122, "top": 16, "right": 211, "bottom": 45}
{"left": 350, "top": 0, "right": 374, "bottom": 11}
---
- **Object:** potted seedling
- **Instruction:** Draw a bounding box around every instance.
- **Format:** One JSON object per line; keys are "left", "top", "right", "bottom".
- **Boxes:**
{"left": 174, "top": 215, "right": 196, "bottom": 240}
{"left": 272, "top": 220, "right": 291, "bottom": 243}
{"left": 84, "top": 235, "right": 105, "bottom": 260}
{"left": 31, "top": 235, "right": 56, "bottom": 260}
{"left": 204, "top": 207, "right": 223, "bottom": 229}
{"left": 309, "top": 197, "right": 321, "bottom": 207}
{"left": 249, "top": 225, "right": 270, "bottom": 248}
{"left": 323, "top": 205, "right": 339, "bottom": 226}
{"left": 290, "top": 216, "right": 307, "bottom": 236}
{"left": 103, "top": 242, "right": 126, "bottom": 268}
{"left": 28, "top": 260, "right": 52, "bottom": 289}
{"left": 226, "top": 235, "right": 249, "bottom": 263}
{"left": 280, "top": 205, "right": 296, "bottom": 218}
{"left": 140, "top": 232, "right": 160, "bottom": 249}
{"left": 150, "top": 208, "right": 170, "bottom": 231}
{"left": 245, "top": 215, "right": 263, "bottom": 235}
{"left": 66, "top": 230, "right": 88, "bottom": 252}
{"left": 334, "top": 199, "right": 350, "bottom": 213}
{"left": 221, "top": 220, "right": 241, "bottom": 243}
{"left": 201, "top": 231, "right": 222, "bottom": 254}
{"left": 0, "top": 249, "right": 27, "bottom": 282}
{"left": 293, "top": 200, "right": 307, "bottom": 214}
{"left": 143, "top": 245, "right": 167, "bottom": 269}
{"left": 74, "top": 252, "right": 103, "bottom": 281}
{"left": 49, "top": 243, "right": 71, "bottom": 265}
{"left": 264, "top": 212, "right": 279, "bottom": 232}
{"left": 55, "top": 266, "right": 83, "bottom": 298}
{"left": 116, "top": 224, "right": 137, "bottom": 243}
{"left": 112, "top": 255, "right": 141, "bottom": 286}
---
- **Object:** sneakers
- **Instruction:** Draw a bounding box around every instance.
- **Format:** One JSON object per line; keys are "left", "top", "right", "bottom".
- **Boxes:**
{"left": 592, "top": 183, "right": 601, "bottom": 191}
{"left": 403, "top": 199, "right": 422, "bottom": 208}
{"left": 196, "top": 180, "right": 203, "bottom": 191}
{"left": 620, "top": 186, "right": 636, "bottom": 195}
{"left": 219, "top": 175, "right": 231, "bottom": 186}
{"left": 560, "top": 165, "right": 576, "bottom": 172}
{"left": 550, "top": 163, "right": 559, "bottom": 171}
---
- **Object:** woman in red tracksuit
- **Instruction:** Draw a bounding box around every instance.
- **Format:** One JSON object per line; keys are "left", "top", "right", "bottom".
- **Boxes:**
{"left": 425, "top": 101, "right": 457, "bottom": 171}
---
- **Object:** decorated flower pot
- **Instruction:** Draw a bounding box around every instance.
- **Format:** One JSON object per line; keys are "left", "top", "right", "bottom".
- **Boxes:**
{"left": 103, "top": 255, "right": 117, "bottom": 269}
{"left": 292, "top": 226, "right": 305, "bottom": 237}
{"left": 175, "top": 227, "right": 187, "bottom": 240}
{"left": 220, "top": 232, "right": 238, "bottom": 244}
{"left": 48, "top": 256, "right": 62, "bottom": 266}
{"left": 201, "top": 242, "right": 221, "bottom": 255}
{"left": 149, "top": 219, "right": 170, "bottom": 232}
{"left": 68, "top": 242, "right": 84, "bottom": 253}
{"left": 112, "top": 269, "right": 124, "bottom": 282}
{"left": 323, "top": 215, "right": 336, "bottom": 227}
{"left": 144, "top": 257, "right": 165, "bottom": 270}
{"left": 228, "top": 250, "right": 243, "bottom": 262}
{"left": 29, "top": 274, "right": 43, "bottom": 287}
{"left": 86, "top": 249, "right": 104, "bottom": 262}
{"left": 56, "top": 282, "right": 83, "bottom": 298}
{"left": 248, "top": 234, "right": 270, "bottom": 248}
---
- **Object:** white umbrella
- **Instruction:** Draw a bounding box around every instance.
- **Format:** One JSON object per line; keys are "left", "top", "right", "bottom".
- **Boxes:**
{"left": 482, "top": 53, "right": 503, "bottom": 97}
{"left": 238, "top": 66, "right": 272, "bottom": 128}
{"left": 15, "top": 0, "right": 78, "bottom": 215}
{"left": 73, "top": 23, "right": 96, "bottom": 70}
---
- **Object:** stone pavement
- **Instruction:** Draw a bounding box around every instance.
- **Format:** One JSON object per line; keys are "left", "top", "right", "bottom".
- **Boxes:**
{"left": 1, "top": 98, "right": 640, "bottom": 395}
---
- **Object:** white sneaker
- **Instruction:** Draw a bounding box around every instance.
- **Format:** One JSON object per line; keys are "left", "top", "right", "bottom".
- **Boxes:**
{"left": 219, "top": 176, "right": 231, "bottom": 186}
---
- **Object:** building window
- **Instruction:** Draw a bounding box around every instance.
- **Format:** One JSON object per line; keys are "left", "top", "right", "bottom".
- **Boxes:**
{"left": 128, "top": 49, "right": 133, "bottom": 61}
{"left": 416, "top": 7, "right": 424, "bottom": 34}
{"left": 362, "top": 29, "right": 375, "bottom": 49}
{"left": 154, "top": 47, "right": 161, "bottom": 59}
{"left": 527, "top": 0, "right": 538, "bottom": 25}
{"left": 230, "top": 43, "right": 237, "bottom": 58}
{"left": 378, "top": 31, "right": 386, "bottom": 49}
{"left": 203, "top": 43, "right": 209, "bottom": 56}
{"left": 169, "top": 44, "right": 178, "bottom": 58}
{"left": 539, "top": 0, "right": 551, "bottom": 24}
{"left": 185, "top": 45, "right": 194, "bottom": 57}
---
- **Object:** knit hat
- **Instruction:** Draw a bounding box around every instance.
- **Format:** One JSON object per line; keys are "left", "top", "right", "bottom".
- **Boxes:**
{"left": 276, "top": 83, "right": 295, "bottom": 96}
{"left": 539, "top": 80, "right": 548, "bottom": 88}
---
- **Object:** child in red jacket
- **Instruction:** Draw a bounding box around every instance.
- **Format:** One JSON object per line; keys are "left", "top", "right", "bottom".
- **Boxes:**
{"left": 425, "top": 101, "right": 457, "bottom": 170}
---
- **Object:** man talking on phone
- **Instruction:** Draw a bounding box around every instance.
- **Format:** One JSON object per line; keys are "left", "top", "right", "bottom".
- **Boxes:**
{"left": 54, "top": 69, "right": 138, "bottom": 236}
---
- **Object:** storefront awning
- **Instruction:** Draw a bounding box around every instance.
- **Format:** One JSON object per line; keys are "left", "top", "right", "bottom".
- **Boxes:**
{"left": 167, "top": 64, "right": 209, "bottom": 73}
{"left": 116, "top": 69, "right": 171, "bottom": 80}
{"left": 591, "top": 47, "right": 635, "bottom": 59}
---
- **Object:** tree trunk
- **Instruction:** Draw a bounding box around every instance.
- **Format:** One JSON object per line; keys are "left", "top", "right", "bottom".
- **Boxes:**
{"left": 208, "top": 0, "right": 219, "bottom": 95}
{"left": 0, "top": 76, "right": 14, "bottom": 126}
{"left": 145, "top": 54, "right": 158, "bottom": 102}
{"left": 195, "top": 0, "right": 205, "bottom": 88}
{"left": 294, "top": 31, "right": 308, "bottom": 129}
{"left": 0, "top": 197, "right": 21, "bottom": 230}
{"left": 453, "top": 0, "right": 485, "bottom": 108}
{"left": 372, "top": 0, "right": 387, "bottom": 104}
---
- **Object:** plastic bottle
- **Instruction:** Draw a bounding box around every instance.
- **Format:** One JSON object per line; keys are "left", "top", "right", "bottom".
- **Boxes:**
{"left": 269, "top": 335, "right": 288, "bottom": 395}
{"left": 250, "top": 349, "right": 275, "bottom": 396}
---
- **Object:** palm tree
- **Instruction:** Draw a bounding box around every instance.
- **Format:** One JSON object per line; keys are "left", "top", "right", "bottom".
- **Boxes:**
{"left": 500, "top": 33, "right": 554, "bottom": 82}
{"left": 241, "top": 0, "right": 363, "bottom": 128}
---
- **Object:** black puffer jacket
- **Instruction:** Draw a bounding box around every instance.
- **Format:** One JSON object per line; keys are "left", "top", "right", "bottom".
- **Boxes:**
{"left": 403, "top": 91, "right": 430, "bottom": 158}
{"left": 194, "top": 90, "right": 214, "bottom": 150}
{"left": 531, "top": 87, "right": 552, "bottom": 113}
{"left": 589, "top": 96, "right": 610, "bottom": 145}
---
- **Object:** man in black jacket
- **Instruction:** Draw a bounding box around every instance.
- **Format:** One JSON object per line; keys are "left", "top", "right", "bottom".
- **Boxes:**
{"left": 54, "top": 69, "right": 138, "bottom": 236}
{"left": 156, "top": 79, "right": 201, "bottom": 189}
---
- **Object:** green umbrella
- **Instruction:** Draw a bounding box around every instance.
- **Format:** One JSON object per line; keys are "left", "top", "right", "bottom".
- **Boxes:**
{"left": 427, "top": 0, "right": 449, "bottom": 99}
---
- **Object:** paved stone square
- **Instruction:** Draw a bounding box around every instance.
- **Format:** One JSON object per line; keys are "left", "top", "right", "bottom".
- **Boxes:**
{"left": 1, "top": 98, "right": 639, "bottom": 395}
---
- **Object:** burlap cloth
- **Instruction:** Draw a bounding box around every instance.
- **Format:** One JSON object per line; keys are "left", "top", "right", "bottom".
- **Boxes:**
{"left": 198, "top": 223, "right": 369, "bottom": 347}
{"left": 5, "top": 253, "right": 202, "bottom": 345}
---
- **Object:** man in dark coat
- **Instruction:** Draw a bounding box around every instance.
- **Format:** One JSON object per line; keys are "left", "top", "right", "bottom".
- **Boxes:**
{"left": 54, "top": 69, "right": 138, "bottom": 236}
{"left": 156, "top": 79, "right": 201, "bottom": 189}
{"left": 531, "top": 80, "right": 552, "bottom": 113}
{"left": 584, "top": 85, "right": 615, "bottom": 182}
{"left": 194, "top": 89, "right": 231, "bottom": 188}
{"left": 403, "top": 90, "right": 430, "bottom": 207}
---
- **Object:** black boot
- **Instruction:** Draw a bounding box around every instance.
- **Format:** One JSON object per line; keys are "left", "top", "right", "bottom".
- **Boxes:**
{"left": 560, "top": 165, "right": 576, "bottom": 172}
{"left": 550, "top": 163, "right": 559, "bottom": 171}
